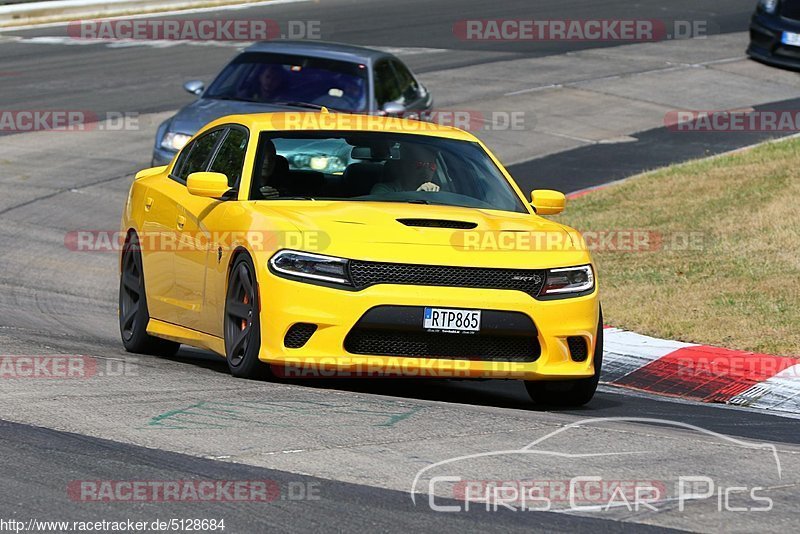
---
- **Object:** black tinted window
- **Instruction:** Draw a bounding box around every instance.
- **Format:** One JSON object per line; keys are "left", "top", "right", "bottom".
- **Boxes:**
{"left": 176, "top": 130, "right": 223, "bottom": 182}
{"left": 390, "top": 60, "right": 419, "bottom": 105}
{"left": 209, "top": 128, "right": 248, "bottom": 187}
{"left": 204, "top": 52, "right": 368, "bottom": 112}
{"left": 251, "top": 131, "right": 528, "bottom": 214}
{"left": 374, "top": 60, "right": 401, "bottom": 107}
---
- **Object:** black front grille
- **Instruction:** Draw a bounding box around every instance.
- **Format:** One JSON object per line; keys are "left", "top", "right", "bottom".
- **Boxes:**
{"left": 567, "top": 336, "right": 588, "bottom": 362}
{"left": 397, "top": 218, "right": 478, "bottom": 229}
{"left": 348, "top": 261, "right": 546, "bottom": 297}
{"left": 344, "top": 329, "right": 540, "bottom": 362}
{"left": 284, "top": 323, "right": 317, "bottom": 348}
{"left": 782, "top": 1, "right": 800, "bottom": 20}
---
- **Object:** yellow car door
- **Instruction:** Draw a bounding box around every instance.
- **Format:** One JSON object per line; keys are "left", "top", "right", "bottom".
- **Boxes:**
{"left": 167, "top": 128, "right": 227, "bottom": 329}
{"left": 175, "top": 127, "right": 249, "bottom": 335}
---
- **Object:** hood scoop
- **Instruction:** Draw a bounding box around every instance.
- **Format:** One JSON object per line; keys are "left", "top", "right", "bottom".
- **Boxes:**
{"left": 397, "top": 218, "right": 478, "bottom": 229}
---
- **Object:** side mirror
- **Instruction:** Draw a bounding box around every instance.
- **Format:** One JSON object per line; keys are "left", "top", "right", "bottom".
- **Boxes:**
{"left": 531, "top": 189, "right": 566, "bottom": 215}
{"left": 183, "top": 80, "right": 205, "bottom": 96}
{"left": 187, "top": 172, "right": 231, "bottom": 199}
{"left": 382, "top": 102, "right": 406, "bottom": 116}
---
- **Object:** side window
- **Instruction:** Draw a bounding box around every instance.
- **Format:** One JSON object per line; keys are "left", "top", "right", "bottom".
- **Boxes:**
{"left": 390, "top": 60, "right": 420, "bottom": 105}
{"left": 373, "top": 60, "right": 401, "bottom": 108}
{"left": 174, "top": 129, "right": 224, "bottom": 183}
{"left": 208, "top": 128, "right": 248, "bottom": 188}
{"left": 171, "top": 145, "right": 191, "bottom": 178}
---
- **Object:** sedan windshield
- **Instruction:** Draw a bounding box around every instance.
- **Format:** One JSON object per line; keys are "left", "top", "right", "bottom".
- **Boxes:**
{"left": 205, "top": 52, "right": 368, "bottom": 112}
{"left": 250, "top": 131, "right": 528, "bottom": 213}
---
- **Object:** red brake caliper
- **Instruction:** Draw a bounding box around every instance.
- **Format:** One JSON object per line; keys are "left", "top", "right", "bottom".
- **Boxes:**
{"left": 241, "top": 293, "right": 249, "bottom": 330}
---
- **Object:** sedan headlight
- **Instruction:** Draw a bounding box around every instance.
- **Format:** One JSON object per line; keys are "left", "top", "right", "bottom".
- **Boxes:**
{"left": 269, "top": 250, "right": 352, "bottom": 286}
{"left": 160, "top": 131, "right": 192, "bottom": 151}
{"left": 759, "top": 0, "right": 779, "bottom": 14}
{"left": 539, "top": 265, "right": 595, "bottom": 297}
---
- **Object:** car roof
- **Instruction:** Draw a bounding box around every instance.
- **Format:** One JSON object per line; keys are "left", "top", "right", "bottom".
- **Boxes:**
{"left": 242, "top": 40, "right": 392, "bottom": 63}
{"left": 201, "top": 112, "right": 479, "bottom": 142}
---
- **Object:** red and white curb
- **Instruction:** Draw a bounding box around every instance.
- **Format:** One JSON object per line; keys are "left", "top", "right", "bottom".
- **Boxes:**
{"left": 602, "top": 327, "right": 800, "bottom": 416}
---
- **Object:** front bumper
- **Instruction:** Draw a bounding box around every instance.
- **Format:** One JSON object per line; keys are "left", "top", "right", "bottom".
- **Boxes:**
{"left": 748, "top": 13, "right": 800, "bottom": 70}
{"left": 257, "top": 270, "right": 600, "bottom": 381}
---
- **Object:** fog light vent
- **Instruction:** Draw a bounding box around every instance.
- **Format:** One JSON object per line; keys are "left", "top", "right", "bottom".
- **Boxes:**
{"left": 567, "top": 336, "right": 588, "bottom": 362}
{"left": 284, "top": 323, "right": 317, "bottom": 348}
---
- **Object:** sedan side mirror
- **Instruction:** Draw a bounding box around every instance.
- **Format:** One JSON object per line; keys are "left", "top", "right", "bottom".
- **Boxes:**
{"left": 183, "top": 80, "right": 205, "bottom": 96}
{"left": 382, "top": 102, "right": 406, "bottom": 116}
{"left": 187, "top": 172, "right": 231, "bottom": 198}
{"left": 531, "top": 189, "right": 566, "bottom": 215}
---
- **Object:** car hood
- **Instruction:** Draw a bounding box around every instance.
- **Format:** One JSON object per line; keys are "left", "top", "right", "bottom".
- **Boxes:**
{"left": 168, "top": 98, "right": 296, "bottom": 136}
{"left": 253, "top": 201, "right": 590, "bottom": 269}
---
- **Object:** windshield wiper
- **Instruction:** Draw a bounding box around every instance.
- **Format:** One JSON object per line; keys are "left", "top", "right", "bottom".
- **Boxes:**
{"left": 270, "top": 101, "right": 341, "bottom": 112}
{"left": 210, "top": 95, "right": 260, "bottom": 103}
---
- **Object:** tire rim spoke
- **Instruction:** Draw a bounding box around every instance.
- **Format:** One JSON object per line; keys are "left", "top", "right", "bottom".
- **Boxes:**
{"left": 122, "top": 271, "right": 139, "bottom": 295}
{"left": 230, "top": 324, "right": 250, "bottom": 358}
{"left": 226, "top": 261, "right": 256, "bottom": 368}
{"left": 239, "top": 264, "right": 254, "bottom": 297}
{"left": 120, "top": 244, "right": 141, "bottom": 341}
{"left": 121, "top": 308, "right": 136, "bottom": 332}
{"left": 227, "top": 301, "right": 250, "bottom": 320}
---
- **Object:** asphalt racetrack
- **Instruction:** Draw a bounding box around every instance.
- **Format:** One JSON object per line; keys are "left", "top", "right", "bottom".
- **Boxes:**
{"left": 1, "top": 1, "right": 798, "bottom": 532}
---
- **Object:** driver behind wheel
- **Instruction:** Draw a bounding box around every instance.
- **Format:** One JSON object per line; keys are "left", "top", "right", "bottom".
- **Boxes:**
{"left": 370, "top": 144, "right": 440, "bottom": 194}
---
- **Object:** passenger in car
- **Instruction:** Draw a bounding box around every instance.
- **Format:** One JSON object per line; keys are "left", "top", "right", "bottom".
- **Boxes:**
{"left": 257, "top": 139, "right": 282, "bottom": 199}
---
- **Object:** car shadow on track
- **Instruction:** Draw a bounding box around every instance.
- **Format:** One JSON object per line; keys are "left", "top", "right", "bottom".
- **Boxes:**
{"left": 168, "top": 346, "right": 622, "bottom": 413}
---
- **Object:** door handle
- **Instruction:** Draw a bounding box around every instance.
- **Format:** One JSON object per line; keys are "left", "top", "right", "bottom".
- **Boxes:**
{"left": 176, "top": 215, "right": 186, "bottom": 230}
{"left": 144, "top": 197, "right": 154, "bottom": 212}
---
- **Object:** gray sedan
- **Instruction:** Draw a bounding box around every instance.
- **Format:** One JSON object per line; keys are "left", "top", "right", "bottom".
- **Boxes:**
{"left": 152, "top": 40, "right": 434, "bottom": 166}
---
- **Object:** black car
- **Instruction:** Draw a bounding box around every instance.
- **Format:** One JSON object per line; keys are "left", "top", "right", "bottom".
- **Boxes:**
{"left": 748, "top": 0, "right": 800, "bottom": 69}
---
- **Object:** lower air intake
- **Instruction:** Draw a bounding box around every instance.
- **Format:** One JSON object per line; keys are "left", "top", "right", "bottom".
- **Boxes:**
{"left": 284, "top": 323, "right": 317, "bottom": 349}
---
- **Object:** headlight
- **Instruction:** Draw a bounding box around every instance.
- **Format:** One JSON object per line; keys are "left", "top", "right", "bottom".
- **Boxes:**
{"left": 539, "top": 265, "right": 594, "bottom": 297}
{"left": 269, "top": 250, "right": 352, "bottom": 286}
{"left": 160, "top": 132, "right": 191, "bottom": 151}
{"left": 759, "top": 0, "right": 779, "bottom": 13}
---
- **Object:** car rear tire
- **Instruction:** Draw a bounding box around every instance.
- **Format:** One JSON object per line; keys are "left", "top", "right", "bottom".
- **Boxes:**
{"left": 525, "top": 309, "right": 603, "bottom": 407}
{"left": 119, "top": 233, "right": 180, "bottom": 357}
{"left": 224, "top": 254, "right": 271, "bottom": 379}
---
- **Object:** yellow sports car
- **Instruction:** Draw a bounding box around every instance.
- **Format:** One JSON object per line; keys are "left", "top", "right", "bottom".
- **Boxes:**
{"left": 120, "top": 111, "right": 601, "bottom": 406}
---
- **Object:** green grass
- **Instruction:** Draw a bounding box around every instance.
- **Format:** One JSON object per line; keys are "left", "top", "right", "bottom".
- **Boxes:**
{"left": 556, "top": 138, "right": 800, "bottom": 356}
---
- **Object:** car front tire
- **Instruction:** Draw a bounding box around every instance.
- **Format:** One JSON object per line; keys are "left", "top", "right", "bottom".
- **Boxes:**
{"left": 224, "top": 253, "right": 271, "bottom": 379}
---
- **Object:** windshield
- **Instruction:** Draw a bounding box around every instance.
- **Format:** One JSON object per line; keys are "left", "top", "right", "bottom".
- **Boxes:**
{"left": 249, "top": 131, "right": 528, "bottom": 213}
{"left": 205, "top": 52, "right": 368, "bottom": 112}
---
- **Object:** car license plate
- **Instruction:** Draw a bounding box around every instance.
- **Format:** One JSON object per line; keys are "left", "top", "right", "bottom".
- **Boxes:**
{"left": 782, "top": 31, "right": 800, "bottom": 46}
{"left": 423, "top": 307, "right": 481, "bottom": 333}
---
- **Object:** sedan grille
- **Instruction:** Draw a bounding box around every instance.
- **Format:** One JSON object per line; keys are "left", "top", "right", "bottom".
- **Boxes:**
{"left": 344, "top": 329, "right": 540, "bottom": 362}
{"left": 782, "top": 2, "right": 800, "bottom": 20}
{"left": 348, "top": 261, "right": 546, "bottom": 297}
